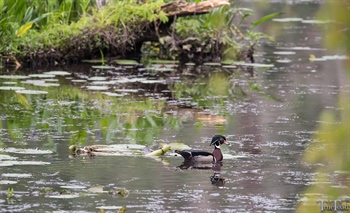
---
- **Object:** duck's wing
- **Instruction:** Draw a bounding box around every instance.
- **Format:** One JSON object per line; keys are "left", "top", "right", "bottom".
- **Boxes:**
{"left": 175, "top": 149, "right": 213, "bottom": 159}
{"left": 187, "top": 149, "right": 213, "bottom": 157}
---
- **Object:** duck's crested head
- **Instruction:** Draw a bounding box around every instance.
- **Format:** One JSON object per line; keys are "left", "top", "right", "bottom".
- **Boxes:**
{"left": 210, "top": 135, "right": 227, "bottom": 146}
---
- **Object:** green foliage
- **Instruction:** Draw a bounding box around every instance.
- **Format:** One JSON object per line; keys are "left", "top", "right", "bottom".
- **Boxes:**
{"left": 0, "top": 0, "right": 95, "bottom": 54}
{"left": 297, "top": 1, "right": 350, "bottom": 212}
{"left": 173, "top": 4, "right": 279, "bottom": 61}
{"left": 0, "top": 0, "right": 168, "bottom": 60}
{"left": 7, "top": 188, "right": 14, "bottom": 199}
{"left": 251, "top": 12, "right": 283, "bottom": 27}
{"left": 175, "top": 6, "right": 237, "bottom": 43}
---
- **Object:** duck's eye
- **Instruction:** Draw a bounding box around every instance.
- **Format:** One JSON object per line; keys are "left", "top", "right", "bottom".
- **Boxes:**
{"left": 219, "top": 138, "right": 224, "bottom": 144}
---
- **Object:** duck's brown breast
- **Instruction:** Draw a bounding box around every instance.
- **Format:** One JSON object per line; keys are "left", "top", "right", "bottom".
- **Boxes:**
{"left": 212, "top": 149, "right": 223, "bottom": 162}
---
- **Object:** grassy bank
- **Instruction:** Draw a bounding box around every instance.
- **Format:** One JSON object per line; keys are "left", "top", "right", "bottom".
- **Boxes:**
{"left": 0, "top": 0, "right": 271, "bottom": 66}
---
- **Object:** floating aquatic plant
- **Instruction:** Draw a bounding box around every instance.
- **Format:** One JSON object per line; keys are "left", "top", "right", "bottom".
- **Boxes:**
{"left": 0, "top": 75, "right": 30, "bottom": 79}
{"left": 43, "top": 71, "right": 71, "bottom": 76}
{"left": 2, "top": 173, "right": 32, "bottom": 178}
{"left": 0, "top": 86, "right": 26, "bottom": 91}
{"left": 86, "top": 86, "right": 109, "bottom": 90}
{"left": 15, "top": 90, "right": 48, "bottom": 94}
{"left": 2, "top": 148, "right": 53, "bottom": 154}
{"left": 91, "top": 65, "right": 115, "bottom": 69}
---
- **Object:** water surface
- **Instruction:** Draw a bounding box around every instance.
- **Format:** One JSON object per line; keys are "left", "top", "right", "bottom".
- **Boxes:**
{"left": 0, "top": 0, "right": 349, "bottom": 212}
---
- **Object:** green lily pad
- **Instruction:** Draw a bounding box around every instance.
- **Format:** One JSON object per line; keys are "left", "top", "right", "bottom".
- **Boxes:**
{"left": 147, "top": 67, "right": 175, "bottom": 72}
{"left": 48, "top": 194, "right": 80, "bottom": 199}
{"left": 115, "top": 89, "right": 139, "bottom": 93}
{"left": 91, "top": 81, "right": 117, "bottom": 85}
{"left": 149, "top": 59, "right": 179, "bottom": 64}
{"left": 44, "top": 79, "right": 59, "bottom": 82}
{"left": 81, "top": 59, "right": 104, "bottom": 63}
{"left": 88, "top": 76, "right": 108, "bottom": 81}
{"left": 2, "top": 173, "right": 32, "bottom": 178}
{"left": 20, "top": 80, "right": 43, "bottom": 84}
{"left": 60, "top": 185, "right": 87, "bottom": 189}
{"left": 0, "top": 180, "right": 17, "bottom": 184}
{"left": 0, "top": 154, "right": 17, "bottom": 160}
{"left": 114, "top": 78, "right": 132, "bottom": 83}
{"left": 86, "top": 86, "right": 109, "bottom": 91}
{"left": 29, "top": 74, "right": 56, "bottom": 78}
{"left": 0, "top": 86, "right": 26, "bottom": 91}
{"left": 222, "top": 65, "right": 237, "bottom": 69}
{"left": 185, "top": 62, "right": 196, "bottom": 66}
{"left": 3, "top": 82, "right": 17, "bottom": 85}
{"left": 273, "top": 51, "right": 296, "bottom": 55}
{"left": 140, "top": 80, "right": 166, "bottom": 84}
{"left": 101, "top": 92, "right": 124, "bottom": 97}
{"left": 322, "top": 55, "right": 349, "bottom": 60}
{"left": 15, "top": 89, "right": 48, "bottom": 94}
{"left": 301, "top": 19, "right": 331, "bottom": 24}
{"left": 33, "top": 82, "right": 60, "bottom": 87}
{"left": 5, "top": 160, "right": 51, "bottom": 165}
{"left": 221, "top": 59, "right": 236, "bottom": 65}
{"left": 86, "top": 186, "right": 106, "bottom": 193}
{"left": 276, "top": 59, "right": 292, "bottom": 63}
{"left": 92, "top": 65, "right": 115, "bottom": 69}
{"left": 0, "top": 75, "right": 30, "bottom": 79}
{"left": 203, "top": 62, "right": 222, "bottom": 66}
{"left": 71, "top": 79, "right": 87, "bottom": 83}
{"left": 2, "top": 148, "right": 53, "bottom": 154}
{"left": 96, "top": 206, "right": 125, "bottom": 210}
{"left": 233, "top": 62, "right": 274, "bottom": 68}
{"left": 43, "top": 71, "right": 71, "bottom": 76}
{"left": 0, "top": 161, "right": 14, "bottom": 167}
{"left": 114, "top": 59, "right": 139, "bottom": 65}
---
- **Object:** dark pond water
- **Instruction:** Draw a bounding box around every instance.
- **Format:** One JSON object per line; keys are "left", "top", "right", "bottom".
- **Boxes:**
{"left": 0, "top": 0, "right": 349, "bottom": 212}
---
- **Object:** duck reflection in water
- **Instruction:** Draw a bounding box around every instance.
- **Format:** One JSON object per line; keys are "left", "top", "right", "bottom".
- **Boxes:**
{"left": 177, "top": 161, "right": 225, "bottom": 187}
{"left": 210, "top": 162, "right": 225, "bottom": 187}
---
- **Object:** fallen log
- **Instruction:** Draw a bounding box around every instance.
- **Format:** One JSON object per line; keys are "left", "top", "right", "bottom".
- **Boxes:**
{"left": 10, "top": 0, "right": 239, "bottom": 67}
{"left": 161, "top": 0, "right": 230, "bottom": 17}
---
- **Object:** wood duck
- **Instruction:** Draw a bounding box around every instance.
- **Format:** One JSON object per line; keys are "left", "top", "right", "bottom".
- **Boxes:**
{"left": 175, "top": 135, "right": 227, "bottom": 163}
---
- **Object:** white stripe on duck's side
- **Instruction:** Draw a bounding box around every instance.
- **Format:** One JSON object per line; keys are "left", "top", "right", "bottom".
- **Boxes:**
{"left": 192, "top": 155, "right": 215, "bottom": 163}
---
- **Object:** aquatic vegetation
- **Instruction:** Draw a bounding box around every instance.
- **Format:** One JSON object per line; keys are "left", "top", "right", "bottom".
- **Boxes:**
{"left": 69, "top": 143, "right": 178, "bottom": 157}
{"left": 7, "top": 188, "right": 14, "bottom": 199}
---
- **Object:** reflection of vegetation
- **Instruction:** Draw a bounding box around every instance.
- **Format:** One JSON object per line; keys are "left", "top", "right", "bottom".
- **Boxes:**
{"left": 172, "top": 70, "right": 262, "bottom": 110}
{"left": 297, "top": 1, "right": 350, "bottom": 212}
{"left": 0, "top": 81, "right": 180, "bottom": 146}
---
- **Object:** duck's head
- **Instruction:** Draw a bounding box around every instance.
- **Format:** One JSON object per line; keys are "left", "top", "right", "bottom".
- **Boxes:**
{"left": 210, "top": 135, "right": 227, "bottom": 148}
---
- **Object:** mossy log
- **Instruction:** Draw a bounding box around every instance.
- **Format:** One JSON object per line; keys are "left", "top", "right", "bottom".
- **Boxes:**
{"left": 161, "top": 0, "right": 230, "bottom": 17}
{"left": 13, "top": 0, "right": 236, "bottom": 67}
